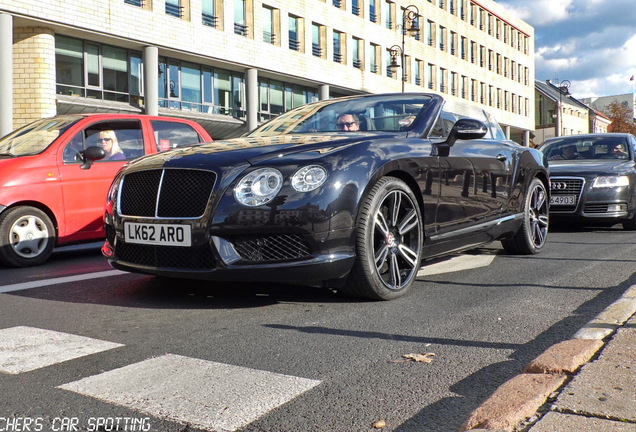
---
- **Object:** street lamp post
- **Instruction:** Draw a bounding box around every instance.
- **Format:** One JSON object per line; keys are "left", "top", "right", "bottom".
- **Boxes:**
{"left": 388, "top": 4, "right": 419, "bottom": 92}
{"left": 554, "top": 79, "right": 571, "bottom": 137}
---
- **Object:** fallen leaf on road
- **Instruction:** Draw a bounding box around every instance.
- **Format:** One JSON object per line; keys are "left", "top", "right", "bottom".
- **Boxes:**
{"left": 390, "top": 353, "right": 436, "bottom": 363}
{"left": 373, "top": 419, "right": 387, "bottom": 429}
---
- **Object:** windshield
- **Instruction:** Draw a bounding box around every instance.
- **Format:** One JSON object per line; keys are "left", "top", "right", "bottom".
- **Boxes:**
{"left": 540, "top": 136, "right": 631, "bottom": 161}
{"left": 0, "top": 116, "right": 80, "bottom": 157}
{"left": 250, "top": 94, "right": 433, "bottom": 137}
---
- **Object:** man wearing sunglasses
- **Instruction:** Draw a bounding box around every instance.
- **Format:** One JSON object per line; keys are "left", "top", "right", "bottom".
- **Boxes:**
{"left": 336, "top": 113, "right": 360, "bottom": 132}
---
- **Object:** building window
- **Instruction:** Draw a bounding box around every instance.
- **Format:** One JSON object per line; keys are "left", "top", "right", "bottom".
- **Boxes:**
{"left": 55, "top": 35, "right": 143, "bottom": 103}
{"left": 234, "top": 0, "right": 248, "bottom": 36}
{"left": 439, "top": 68, "right": 446, "bottom": 92}
{"left": 288, "top": 15, "right": 302, "bottom": 51}
{"left": 427, "top": 64, "right": 435, "bottom": 89}
{"left": 426, "top": 21, "right": 434, "bottom": 46}
{"left": 124, "top": 0, "right": 143, "bottom": 6}
{"left": 369, "top": 0, "right": 377, "bottom": 22}
{"left": 258, "top": 80, "right": 318, "bottom": 122}
{"left": 333, "top": 0, "right": 343, "bottom": 9}
{"left": 161, "top": 60, "right": 246, "bottom": 117}
{"left": 312, "top": 23, "right": 324, "bottom": 57}
{"left": 333, "top": 30, "right": 344, "bottom": 63}
{"left": 263, "top": 5, "right": 278, "bottom": 44}
{"left": 450, "top": 31, "right": 457, "bottom": 55}
{"left": 370, "top": 43, "right": 379, "bottom": 73}
{"left": 202, "top": 0, "right": 219, "bottom": 27}
{"left": 352, "top": 0, "right": 361, "bottom": 16}
{"left": 165, "top": 0, "right": 182, "bottom": 18}
{"left": 415, "top": 59, "right": 422, "bottom": 86}
{"left": 353, "top": 37, "right": 362, "bottom": 69}
{"left": 384, "top": 0, "right": 393, "bottom": 29}
{"left": 439, "top": 26, "right": 446, "bottom": 51}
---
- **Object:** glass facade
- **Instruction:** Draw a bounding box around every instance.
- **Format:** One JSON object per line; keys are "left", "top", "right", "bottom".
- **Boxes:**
{"left": 55, "top": 35, "right": 321, "bottom": 123}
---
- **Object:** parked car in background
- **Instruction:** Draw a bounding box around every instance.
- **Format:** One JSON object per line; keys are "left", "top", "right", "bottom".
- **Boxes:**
{"left": 539, "top": 133, "right": 636, "bottom": 229}
{"left": 102, "top": 93, "right": 549, "bottom": 301}
{"left": 0, "top": 114, "right": 212, "bottom": 267}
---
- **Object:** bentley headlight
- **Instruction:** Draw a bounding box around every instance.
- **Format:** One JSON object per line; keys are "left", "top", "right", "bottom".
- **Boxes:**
{"left": 291, "top": 165, "right": 328, "bottom": 192}
{"left": 592, "top": 176, "right": 629, "bottom": 188}
{"left": 234, "top": 168, "right": 283, "bottom": 206}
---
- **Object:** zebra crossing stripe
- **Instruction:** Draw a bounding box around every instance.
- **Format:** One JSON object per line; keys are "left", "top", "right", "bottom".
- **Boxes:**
{"left": 59, "top": 354, "right": 321, "bottom": 432}
{"left": 0, "top": 326, "right": 124, "bottom": 374}
{"left": 417, "top": 253, "right": 496, "bottom": 277}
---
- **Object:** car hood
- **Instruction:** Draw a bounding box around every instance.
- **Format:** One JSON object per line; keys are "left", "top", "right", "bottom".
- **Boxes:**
{"left": 548, "top": 159, "right": 635, "bottom": 176}
{"left": 127, "top": 132, "right": 391, "bottom": 170}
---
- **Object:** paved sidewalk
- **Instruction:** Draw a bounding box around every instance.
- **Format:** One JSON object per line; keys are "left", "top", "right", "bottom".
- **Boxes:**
{"left": 461, "top": 284, "right": 636, "bottom": 432}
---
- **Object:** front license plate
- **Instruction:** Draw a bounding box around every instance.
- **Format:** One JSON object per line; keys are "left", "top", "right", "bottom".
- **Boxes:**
{"left": 550, "top": 195, "right": 577, "bottom": 206}
{"left": 124, "top": 222, "right": 191, "bottom": 247}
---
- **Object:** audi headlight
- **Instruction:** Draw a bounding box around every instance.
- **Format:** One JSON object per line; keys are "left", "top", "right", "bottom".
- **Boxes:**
{"left": 291, "top": 165, "right": 328, "bottom": 192}
{"left": 234, "top": 168, "right": 284, "bottom": 206}
{"left": 592, "top": 176, "right": 629, "bottom": 188}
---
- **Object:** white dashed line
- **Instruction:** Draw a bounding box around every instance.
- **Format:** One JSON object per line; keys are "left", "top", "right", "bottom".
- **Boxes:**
{"left": 0, "top": 326, "right": 124, "bottom": 374}
{"left": 59, "top": 354, "right": 321, "bottom": 432}
{"left": 417, "top": 253, "right": 497, "bottom": 277}
{"left": 0, "top": 270, "right": 127, "bottom": 294}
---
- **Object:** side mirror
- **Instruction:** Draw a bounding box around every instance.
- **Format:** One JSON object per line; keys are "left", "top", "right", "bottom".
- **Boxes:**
{"left": 445, "top": 118, "right": 488, "bottom": 148}
{"left": 80, "top": 146, "right": 106, "bottom": 169}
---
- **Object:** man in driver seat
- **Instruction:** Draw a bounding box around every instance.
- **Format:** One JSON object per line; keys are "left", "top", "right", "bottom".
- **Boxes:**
{"left": 550, "top": 144, "right": 581, "bottom": 160}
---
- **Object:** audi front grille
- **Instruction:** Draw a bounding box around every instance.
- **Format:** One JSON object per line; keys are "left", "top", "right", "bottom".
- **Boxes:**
{"left": 550, "top": 177, "right": 584, "bottom": 212}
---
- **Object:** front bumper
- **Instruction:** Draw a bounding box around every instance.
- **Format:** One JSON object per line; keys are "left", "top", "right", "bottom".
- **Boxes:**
{"left": 550, "top": 176, "right": 634, "bottom": 222}
{"left": 102, "top": 224, "right": 357, "bottom": 284}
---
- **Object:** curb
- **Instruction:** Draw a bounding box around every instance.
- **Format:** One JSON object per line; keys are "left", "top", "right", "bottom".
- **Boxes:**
{"left": 460, "top": 284, "right": 636, "bottom": 432}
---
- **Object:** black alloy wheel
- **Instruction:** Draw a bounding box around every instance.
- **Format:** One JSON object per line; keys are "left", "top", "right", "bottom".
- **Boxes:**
{"left": 343, "top": 177, "right": 423, "bottom": 300}
{"left": 502, "top": 177, "right": 549, "bottom": 254}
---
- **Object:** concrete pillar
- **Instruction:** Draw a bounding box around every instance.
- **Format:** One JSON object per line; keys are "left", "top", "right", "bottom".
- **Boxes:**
{"left": 319, "top": 84, "right": 329, "bottom": 100}
{"left": 504, "top": 125, "right": 511, "bottom": 140}
{"left": 143, "top": 46, "right": 159, "bottom": 116}
{"left": 0, "top": 13, "right": 13, "bottom": 136}
{"left": 523, "top": 130, "right": 530, "bottom": 147}
{"left": 246, "top": 68, "right": 258, "bottom": 132}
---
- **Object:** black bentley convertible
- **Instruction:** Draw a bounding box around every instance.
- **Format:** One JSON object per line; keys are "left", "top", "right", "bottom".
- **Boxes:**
{"left": 102, "top": 93, "right": 549, "bottom": 300}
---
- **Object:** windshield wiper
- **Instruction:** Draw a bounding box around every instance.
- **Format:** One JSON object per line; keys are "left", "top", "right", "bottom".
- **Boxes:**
{"left": 0, "top": 153, "right": 16, "bottom": 158}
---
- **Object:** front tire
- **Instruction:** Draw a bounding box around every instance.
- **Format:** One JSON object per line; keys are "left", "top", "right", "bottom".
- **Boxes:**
{"left": 501, "top": 178, "right": 549, "bottom": 254}
{"left": 0, "top": 206, "right": 56, "bottom": 267}
{"left": 343, "top": 177, "right": 423, "bottom": 300}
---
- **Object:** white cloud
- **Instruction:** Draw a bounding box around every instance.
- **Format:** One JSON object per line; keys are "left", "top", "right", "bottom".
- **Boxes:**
{"left": 497, "top": 0, "right": 636, "bottom": 98}
{"left": 500, "top": 0, "right": 573, "bottom": 26}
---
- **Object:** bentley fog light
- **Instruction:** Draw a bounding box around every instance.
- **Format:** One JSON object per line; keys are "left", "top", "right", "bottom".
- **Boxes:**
{"left": 291, "top": 165, "right": 328, "bottom": 192}
{"left": 592, "top": 176, "right": 629, "bottom": 188}
{"left": 234, "top": 168, "right": 283, "bottom": 206}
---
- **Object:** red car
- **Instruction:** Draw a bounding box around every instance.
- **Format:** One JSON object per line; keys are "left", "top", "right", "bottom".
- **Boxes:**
{"left": 0, "top": 114, "right": 212, "bottom": 267}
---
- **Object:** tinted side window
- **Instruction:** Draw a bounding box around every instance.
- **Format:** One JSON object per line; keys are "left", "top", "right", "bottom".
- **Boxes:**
{"left": 151, "top": 120, "right": 203, "bottom": 151}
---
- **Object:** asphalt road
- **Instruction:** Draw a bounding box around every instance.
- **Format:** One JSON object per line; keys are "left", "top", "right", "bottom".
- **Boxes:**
{"left": 1, "top": 226, "right": 634, "bottom": 432}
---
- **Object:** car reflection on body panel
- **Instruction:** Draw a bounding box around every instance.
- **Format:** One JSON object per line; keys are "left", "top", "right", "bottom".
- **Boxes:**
{"left": 539, "top": 133, "right": 636, "bottom": 229}
{"left": 102, "top": 93, "right": 550, "bottom": 300}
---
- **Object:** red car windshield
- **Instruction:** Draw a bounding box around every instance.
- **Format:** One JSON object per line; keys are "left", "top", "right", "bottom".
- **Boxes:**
{"left": 0, "top": 116, "right": 79, "bottom": 157}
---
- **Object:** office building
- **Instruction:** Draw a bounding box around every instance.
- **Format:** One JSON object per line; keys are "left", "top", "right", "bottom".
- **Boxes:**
{"left": 0, "top": 0, "right": 534, "bottom": 142}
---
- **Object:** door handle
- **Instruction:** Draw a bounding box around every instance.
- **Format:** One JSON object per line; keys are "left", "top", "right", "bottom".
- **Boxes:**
{"left": 496, "top": 154, "right": 507, "bottom": 162}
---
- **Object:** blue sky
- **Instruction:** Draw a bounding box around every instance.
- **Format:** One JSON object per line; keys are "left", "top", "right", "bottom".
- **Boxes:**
{"left": 495, "top": 0, "right": 636, "bottom": 99}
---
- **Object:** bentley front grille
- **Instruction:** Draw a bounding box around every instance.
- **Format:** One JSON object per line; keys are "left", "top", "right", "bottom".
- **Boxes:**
{"left": 119, "top": 169, "right": 216, "bottom": 218}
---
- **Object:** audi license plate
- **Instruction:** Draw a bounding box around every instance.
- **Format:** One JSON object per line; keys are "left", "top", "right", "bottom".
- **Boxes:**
{"left": 124, "top": 222, "right": 191, "bottom": 247}
{"left": 550, "top": 195, "right": 576, "bottom": 206}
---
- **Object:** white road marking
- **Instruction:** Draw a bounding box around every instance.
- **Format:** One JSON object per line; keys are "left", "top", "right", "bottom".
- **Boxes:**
{"left": 417, "top": 254, "right": 497, "bottom": 277}
{"left": 0, "top": 270, "right": 127, "bottom": 294}
{"left": 59, "top": 354, "right": 321, "bottom": 432}
{"left": 0, "top": 326, "right": 124, "bottom": 374}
